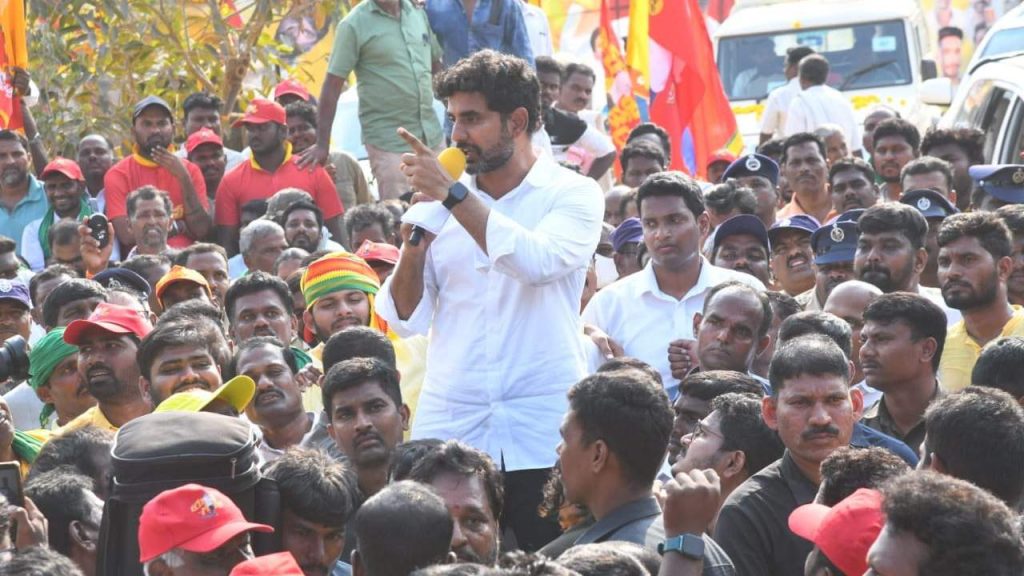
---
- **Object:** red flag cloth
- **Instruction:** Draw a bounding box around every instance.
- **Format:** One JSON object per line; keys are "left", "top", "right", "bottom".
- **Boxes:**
{"left": 598, "top": 0, "right": 641, "bottom": 172}
{"left": 649, "top": 0, "right": 741, "bottom": 179}
{"left": 222, "top": 0, "right": 244, "bottom": 29}
{"left": 0, "top": 0, "right": 25, "bottom": 130}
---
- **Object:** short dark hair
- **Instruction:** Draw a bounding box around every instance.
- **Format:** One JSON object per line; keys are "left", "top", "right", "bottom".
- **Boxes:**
{"left": 323, "top": 357, "right": 403, "bottom": 421}
{"left": 498, "top": 551, "right": 579, "bottom": 576}
{"left": 635, "top": 171, "right": 705, "bottom": 218}
{"left": 280, "top": 199, "right": 324, "bottom": 230}
{"left": 241, "top": 199, "right": 268, "bottom": 219}
{"left": 679, "top": 370, "right": 765, "bottom": 401}
{"left": 817, "top": 447, "right": 909, "bottom": 506}
{"left": 1, "top": 545, "right": 86, "bottom": 575}
{"left": 766, "top": 291, "right": 802, "bottom": 324}
{"left": 798, "top": 54, "right": 829, "bottom": 85}
{"left": 972, "top": 336, "right": 1024, "bottom": 399}
{"left": 265, "top": 447, "right": 360, "bottom": 528}
{"left": 42, "top": 278, "right": 107, "bottom": 329}
{"left": 322, "top": 326, "right": 397, "bottom": 372}
{"left": 781, "top": 132, "right": 826, "bottom": 164}
{"left": 435, "top": 49, "right": 541, "bottom": 134}
{"left": 863, "top": 293, "right": 947, "bottom": 372}
{"left": 138, "top": 320, "right": 231, "bottom": 382}
{"left": 872, "top": 118, "right": 921, "bottom": 152}
{"left": 920, "top": 127, "right": 985, "bottom": 165}
{"left": 704, "top": 181, "right": 758, "bottom": 217}
{"left": 227, "top": 336, "right": 298, "bottom": 378}
{"left": 859, "top": 202, "right": 928, "bottom": 250}
{"left": 769, "top": 335, "right": 850, "bottom": 394}
{"left": 881, "top": 471, "right": 1024, "bottom": 575}
{"left": 619, "top": 139, "right": 666, "bottom": 175}
{"left": 48, "top": 219, "right": 80, "bottom": 248}
{"left": 28, "top": 426, "right": 114, "bottom": 492}
{"left": 534, "top": 55, "right": 563, "bottom": 78}
{"left": 24, "top": 467, "right": 96, "bottom": 555}
{"left": 408, "top": 440, "right": 504, "bottom": 518}
{"left": 711, "top": 393, "right": 784, "bottom": 476}
{"left": 996, "top": 204, "right": 1024, "bottom": 236}
{"left": 829, "top": 157, "right": 876, "bottom": 186}
{"left": 29, "top": 264, "right": 77, "bottom": 307}
{"left": 924, "top": 387, "right": 1024, "bottom": 506}
{"left": 126, "top": 185, "right": 173, "bottom": 219}
{"left": 174, "top": 242, "right": 228, "bottom": 268}
{"left": 158, "top": 301, "right": 226, "bottom": 335}
{"left": 900, "top": 156, "right": 953, "bottom": 191}
{"left": 756, "top": 138, "right": 785, "bottom": 162}
{"left": 703, "top": 281, "right": 773, "bottom": 340}
{"left": 121, "top": 253, "right": 172, "bottom": 284}
{"left": 562, "top": 61, "right": 596, "bottom": 83}
{"left": 777, "top": 311, "right": 853, "bottom": 358}
{"left": 284, "top": 100, "right": 318, "bottom": 129}
{"left": 596, "top": 357, "right": 663, "bottom": 387}
{"left": 344, "top": 203, "right": 395, "bottom": 241}
{"left": 937, "top": 211, "right": 1012, "bottom": 260}
{"left": 627, "top": 123, "right": 672, "bottom": 160}
{"left": 389, "top": 439, "right": 444, "bottom": 482}
{"left": 354, "top": 481, "right": 454, "bottom": 576}
{"left": 568, "top": 371, "right": 673, "bottom": 487}
{"left": 558, "top": 543, "right": 647, "bottom": 576}
{"left": 786, "top": 45, "right": 816, "bottom": 66}
{"left": 0, "top": 129, "right": 28, "bottom": 151}
{"left": 182, "top": 92, "right": 223, "bottom": 119}
{"left": 224, "top": 271, "right": 293, "bottom": 323}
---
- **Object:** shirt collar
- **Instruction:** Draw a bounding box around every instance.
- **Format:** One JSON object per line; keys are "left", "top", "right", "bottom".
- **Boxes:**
{"left": 780, "top": 451, "right": 819, "bottom": 504}
{"left": 642, "top": 256, "right": 721, "bottom": 301}
{"left": 250, "top": 140, "right": 293, "bottom": 172}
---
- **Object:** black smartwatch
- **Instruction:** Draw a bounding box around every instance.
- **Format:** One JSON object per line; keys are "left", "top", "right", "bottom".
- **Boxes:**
{"left": 443, "top": 181, "right": 469, "bottom": 210}
{"left": 658, "top": 534, "right": 705, "bottom": 560}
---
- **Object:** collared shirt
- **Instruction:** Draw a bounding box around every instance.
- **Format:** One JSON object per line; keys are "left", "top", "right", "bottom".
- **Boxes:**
{"left": 776, "top": 193, "right": 830, "bottom": 223}
{"left": 713, "top": 451, "right": 818, "bottom": 576}
{"left": 582, "top": 259, "right": 765, "bottom": 398}
{"left": 939, "top": 306, "right": 1024, "bottom": 393}
{"left": 850, "top": 421, "right": 918, "bottom": 466}
{"left": 59, "top": 405, "right": 119, "bottom": 434}
{"left": 518, "top": 0, "right": 552, "bottom": 58}
{"left": 328, "top": 0, "right": 443, "bottom": 153}
{"left": 795, "top": 287, "right": 822, "bottom": 311}
{"left": 254, "top": 411, "right": 344, "bottom": 464}
{"left": 784, "top": 84, "right": 864, "bottom": 153}
{"left": 760, "top": 77, "right": 801, "bottom": 138}
{"left": 0, "top": 175, "right": 47, "bottom": 252}
{"left": 215, "top": 144, "right": 343, "bottom": 227}
{"left": 377, "top": 155, "right": 603, "bottom": 471}
{"left": 103, "top": 153, "right": 209, "bottom": 248}
{"left": 568, "top": 496, "right": 735, "bottom": 576}
{"left": 3, "top": 381, "right": 52, "bottom": 431}
{"left": 425, "top": 0, "right": 534, "bottom": 68}
{"left": 861, "top": 383, "right": 941, "bottom": 455}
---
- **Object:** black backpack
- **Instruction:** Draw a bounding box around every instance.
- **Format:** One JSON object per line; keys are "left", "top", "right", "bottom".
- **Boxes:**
{"left": 96, "top": 411, "right": 281, "bottom": 576}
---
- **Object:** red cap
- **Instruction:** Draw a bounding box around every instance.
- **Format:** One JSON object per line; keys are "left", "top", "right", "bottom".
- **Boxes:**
{"left": 708, "top": 149, "right": 737, "bottom": 167}
{"left": 64, "top": 302, "right": 153, "bottom": 345}
{"left": 788, "top": 488, "right": 884, "bottom": 576}
{"left": 41, "top": 157, "right": 85, "bottom": 182}
{"left": 273, "top": 79, "right": 311, "bottom": 103}
{"left": 233, "top": 98, "right": 286, "bottom": 128}
{"left": 185, "top": 127, "right": 224, "bottom": 154}
{"left": 139, "top": 484, "right": 274, "bottom": 563}
{"left": 355, "top": 240, "right": 400, "bottom": 266}
{"left": 230, "top": 552, "right": 304, "bottom": 575}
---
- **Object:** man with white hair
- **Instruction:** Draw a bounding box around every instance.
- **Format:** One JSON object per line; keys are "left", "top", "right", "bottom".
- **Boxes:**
{"left": 229, "top": 219, "right": 288, "bottom": 279}
{"left": 813, "top": 124, "right": 850, "bottom": 166}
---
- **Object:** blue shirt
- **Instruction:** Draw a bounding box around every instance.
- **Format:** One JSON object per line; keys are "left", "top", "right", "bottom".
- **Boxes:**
{"left": 851, "top": 421, "right": 919, "bottom": 467}
{"left": 425, "top": 0, "right": 534, "bottom": 67}
{"left": 2, "top": 175, "right": 48, "bottom": 254}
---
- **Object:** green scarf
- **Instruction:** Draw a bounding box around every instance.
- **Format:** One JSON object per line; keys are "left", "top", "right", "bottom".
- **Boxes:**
{"left": 38, "top": 197, "right": 93, "bottom": 261}
{"left": 13, "top": 429, "right": 44, "bottom": 463}
{"left": 29, "top": 327, "right": 78, "bottom": 427}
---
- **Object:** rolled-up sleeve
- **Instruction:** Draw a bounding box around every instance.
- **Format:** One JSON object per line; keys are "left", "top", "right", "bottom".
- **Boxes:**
{"left": 485, "top": 179, "right": 603, "bottom": 286}
{"left": 377, "top": 250, "right": 440, "bottom": 337}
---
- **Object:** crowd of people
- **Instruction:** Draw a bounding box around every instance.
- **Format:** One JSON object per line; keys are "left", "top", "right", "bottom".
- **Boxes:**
{"left": 0, "top": 1, "right": 1023, "bottom": 575}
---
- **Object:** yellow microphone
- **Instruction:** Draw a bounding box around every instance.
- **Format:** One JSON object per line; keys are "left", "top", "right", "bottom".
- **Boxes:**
{"left": 409, "top": 147, "right": 466, "bottom": 246}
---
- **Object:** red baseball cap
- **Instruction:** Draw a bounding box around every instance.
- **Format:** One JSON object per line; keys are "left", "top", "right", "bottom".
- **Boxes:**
{"left": 233, "top": 98, "right": 286, "bottom": 128}
{"left": 788, "top": 488, "right": 884, "bottom": 576}
{"left": 708, "top": 149, "right": 737, "bottom": 167}
{"left": 185, "top": 127, "right": 224, "bottom": 154}
{"left": 41, "top": 157, "right": 85, "bottom": 182}
{"left": 355, "top": 240, "right": 400, "bottom": 266}
{"left": 230, "top": 552, "right": 304, "bottom": 575}
{"left": 273, "top": 79, "right": 311, "bottom": 103}
{"left": 64, "top": 302, "right": 153, "bottom": 345}
{"left": 139, "top": 484, "right": 274, "bottom": 563}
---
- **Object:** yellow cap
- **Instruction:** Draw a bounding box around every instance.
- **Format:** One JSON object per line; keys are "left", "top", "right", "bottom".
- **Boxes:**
{"left": 154, "top": 375, "right": 256, "bottom": 414}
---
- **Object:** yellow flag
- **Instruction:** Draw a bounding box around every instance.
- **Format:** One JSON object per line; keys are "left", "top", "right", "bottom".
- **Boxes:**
{"left": 626, "top": 0, "right": 649, "bottom": 98}
{"left": 0, "top": 0, "right": 26, "bottom": 69}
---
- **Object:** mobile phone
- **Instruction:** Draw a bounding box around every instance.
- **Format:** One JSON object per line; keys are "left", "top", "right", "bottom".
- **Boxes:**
{"left": 87, "top": 213, "right": 110, "bottom": 249}
{"left": 0, "top": 461, "right": 22, "bottom": 507}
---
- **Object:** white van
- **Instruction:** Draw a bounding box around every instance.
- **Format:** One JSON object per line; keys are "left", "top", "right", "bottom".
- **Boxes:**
{"left": 714, "top": 0, "right": 938, "bottom": 150}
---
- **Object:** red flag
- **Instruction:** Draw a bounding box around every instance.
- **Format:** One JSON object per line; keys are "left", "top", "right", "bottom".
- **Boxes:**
{"left": 597, "top": 0, "right": 641, "bottom": 173}
{"left": 649, "top": 0, "right": 741, "bottom": 179}
{"left": 222, "top": 0, "right": 244, "bottom": 29}
{"left": 0, "top": 0, "right": 25, "bottom": 130}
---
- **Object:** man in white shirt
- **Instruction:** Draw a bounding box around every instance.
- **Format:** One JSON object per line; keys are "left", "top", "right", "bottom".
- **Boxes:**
{"left": 760, "top": 46, "right": 816, "bottom": 144}
{"left": 518, "top": 0, "right": 552, "bottom": 58}
{"left": 582, "top": 172, "right": 764, "bottom": 398}
{"left": 378, "top": 50, "right": 603, "bottom": 551}
{"left": 784, "top": 54, "right": 863, "bottom": 156}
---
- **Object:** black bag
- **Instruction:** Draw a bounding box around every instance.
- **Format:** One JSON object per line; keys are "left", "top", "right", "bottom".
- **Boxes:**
{"left": 97, "top": 411, "right": 281, "bottom": 576}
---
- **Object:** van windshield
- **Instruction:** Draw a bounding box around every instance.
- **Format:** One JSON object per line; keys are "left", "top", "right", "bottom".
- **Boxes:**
{"left": 718, "top": 19, "right": 912, "bottom": 101}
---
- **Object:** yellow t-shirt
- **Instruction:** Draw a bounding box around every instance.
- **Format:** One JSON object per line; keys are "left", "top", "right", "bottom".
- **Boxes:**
{"left": 939, "top": 306, "right": 1024, "bottom": 393}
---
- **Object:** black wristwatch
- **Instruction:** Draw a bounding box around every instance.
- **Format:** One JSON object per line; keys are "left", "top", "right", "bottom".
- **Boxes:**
{"left": 442, "top": 181, "right": 469, "bottom": 210}
{"left": 658, "top": 534, "right": 705, "bottom": 560}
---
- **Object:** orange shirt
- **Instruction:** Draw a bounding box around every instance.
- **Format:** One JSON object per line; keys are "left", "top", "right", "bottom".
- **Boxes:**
{"left": 103, "top": 152, "right": 209, "bottom": 248}
{"left": 777, "top": 195, "right": 830, "bottom": 224}
{"left": 214, "top": 145, "right": 343, "bottom": 227}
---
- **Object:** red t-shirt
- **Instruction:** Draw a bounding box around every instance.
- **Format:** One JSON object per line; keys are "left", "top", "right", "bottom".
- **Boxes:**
{"left": 103, "top": 153, "right": 209, "bottom": 248}
{"left": 214, "top": 150, "right": 343, "bottom": 227}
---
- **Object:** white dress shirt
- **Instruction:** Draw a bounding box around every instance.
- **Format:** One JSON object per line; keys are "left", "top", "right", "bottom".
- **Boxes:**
{"left": 760, "top": 77, "right": 801, "bottom": 138}
{"left": 918, "top": 284, "right": 961, "bottom": 326}
{"left": 581, "top": 258, "right": 765, "bottom": 398}
{"left": 784, "top": 84, "right": 864, "bottom": 153}
{"left": 519, "top": 0, "right": 553, "bottom": 58}
{"left": 377, "top": 155, "right": 604, "bottom": 472}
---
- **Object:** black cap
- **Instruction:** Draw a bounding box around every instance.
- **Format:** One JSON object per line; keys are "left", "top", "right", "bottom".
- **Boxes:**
{"left": 132, "top": 95, "right": 174, "bottom": 122}
{"left": 900, "top": 189, "right": 959, "bottom": 219}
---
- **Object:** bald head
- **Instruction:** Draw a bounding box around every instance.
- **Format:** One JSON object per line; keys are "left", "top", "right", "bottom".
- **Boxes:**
{"left": 824, "top": 280, "right": 883, "bottom": 380}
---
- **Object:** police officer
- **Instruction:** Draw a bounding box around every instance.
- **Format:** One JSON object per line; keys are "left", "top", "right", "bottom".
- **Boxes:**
{"left": 722, "top": 153, "right": 780, "bottom": 228}
{"left": 901, "top": 188, "right": 959, "bottom": 288}
{"left": 969, "top": 164, "right": 1024, "bottom": 212}
{"left": 798, "top": 218, "right": 859, "bottom": 311}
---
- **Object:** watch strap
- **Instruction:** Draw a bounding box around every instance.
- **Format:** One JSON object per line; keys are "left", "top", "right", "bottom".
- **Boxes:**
{"left": 658, "top": 534, "right": 705, "bottom": 560}
{"left": 442, "top": 182, "right": 468, "bottom": 210}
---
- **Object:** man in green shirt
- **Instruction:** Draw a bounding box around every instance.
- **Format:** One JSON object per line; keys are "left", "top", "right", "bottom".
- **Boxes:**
{"left": 299, "top": 0, "right": 443, "bottom": 201}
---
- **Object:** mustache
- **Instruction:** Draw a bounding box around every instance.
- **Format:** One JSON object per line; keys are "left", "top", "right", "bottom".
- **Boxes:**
{"left": 802, "top": 425, "right": 840, "bottom": 441}
{"left": 943, "top": 280, "right": 972, "bottom": 291}
{"left": 354, "top": 430, "right": 383, "bottom": 448}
